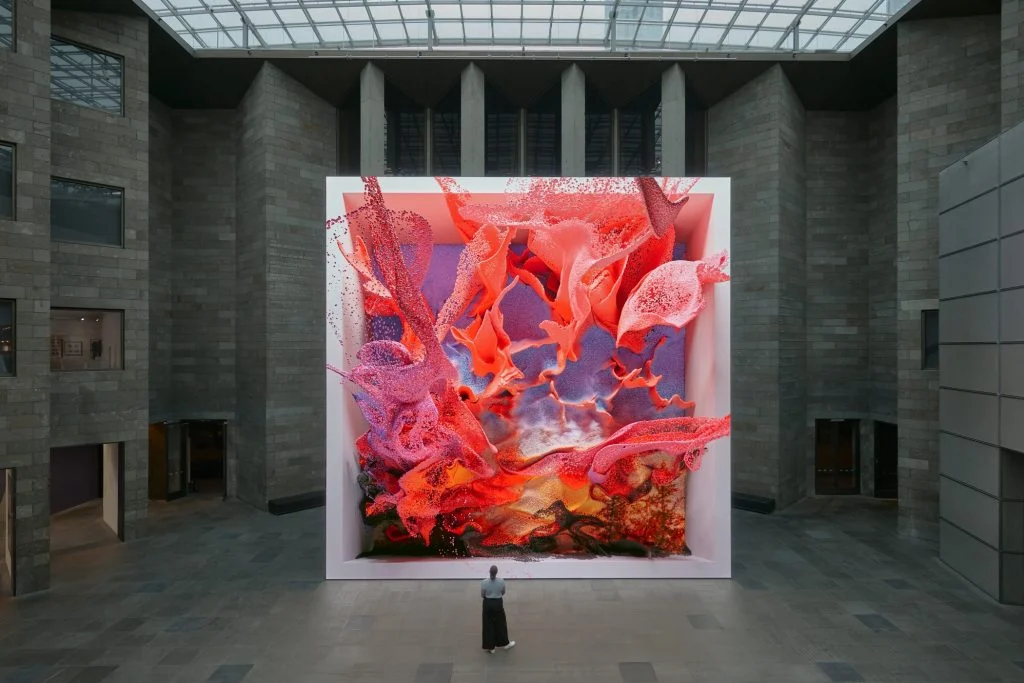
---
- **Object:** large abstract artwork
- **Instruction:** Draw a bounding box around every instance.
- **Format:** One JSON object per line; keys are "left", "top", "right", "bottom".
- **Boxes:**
{"left": 326, "top": 177, "right": 731, "bottom": 579}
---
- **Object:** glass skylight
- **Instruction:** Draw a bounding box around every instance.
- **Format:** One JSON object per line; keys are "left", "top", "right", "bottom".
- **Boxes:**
{"left": 136, "top": 0, "right": 896, "bottom": 54}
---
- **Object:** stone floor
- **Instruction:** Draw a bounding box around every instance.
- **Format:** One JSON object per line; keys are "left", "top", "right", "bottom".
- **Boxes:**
{"left": 1, "top": 495, "right": 1023, "bottom": 683}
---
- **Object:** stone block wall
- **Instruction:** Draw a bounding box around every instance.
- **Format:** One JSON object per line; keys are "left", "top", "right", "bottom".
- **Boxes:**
{"left": 0, "top": 0, "right": 52, "bottom": 595}
{"left": 170, "top": 110, "right": 237, "bottom": 420}
{"left": 48, "top": 10, "right": 150, "bottom": 539}
{"left": 896, "top": 16, "right": 1001, "bottom": 537}
{"left": 1004, "top": 0, "right": 1024, "bottom": 131}
{"left": 867, "top": 97, "right": 898, "bottom": 424}
{"left": 707, "top": 65, "right": 807, "bottom": 507}
{"left": 149, "top": 99, "right": 173, "bottom": 422}
{"left": 234, "top": 63, "right": 337, "bottom": 506}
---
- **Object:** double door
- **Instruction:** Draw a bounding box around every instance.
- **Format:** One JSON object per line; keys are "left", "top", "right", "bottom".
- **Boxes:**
{"left": 815, "top": 419, "right": 860, "bottom": 495}
{"left": 149, "top": 422, "right": 187, "bottom": 501}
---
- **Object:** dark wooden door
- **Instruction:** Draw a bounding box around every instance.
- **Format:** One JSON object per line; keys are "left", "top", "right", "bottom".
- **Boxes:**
{"left": 815, "top": 419, "right": 860, "bottom": 494}
{"left": 874, "top": 421, "right": 898, "bottom": 499}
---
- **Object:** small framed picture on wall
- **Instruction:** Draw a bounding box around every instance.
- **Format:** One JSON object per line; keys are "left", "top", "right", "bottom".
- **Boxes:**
{"left": 64, "top": 340, "right": 83, "bottom": 357}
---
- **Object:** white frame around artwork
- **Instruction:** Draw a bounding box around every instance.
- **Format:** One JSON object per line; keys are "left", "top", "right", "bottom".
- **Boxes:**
{"left": 325, "top": 176, "right": 731, "bottom": 580}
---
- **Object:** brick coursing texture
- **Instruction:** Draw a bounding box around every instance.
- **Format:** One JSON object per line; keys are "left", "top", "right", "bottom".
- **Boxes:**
{"left": 48, "top": 11, "right": 150, "bottom": 540}
{"left": 235, "top": 63, "right": 337, "bottom": 507}
{"left": 0, "top": 0, "right": 53, "bottom": 595}
{"left": 868, "top": 97, "right": 898, "bottom": 425}
{"left": 170, "top": 111, "right": 237, "bottom": 420}
{"left": 804, "top": 112, "right": 871, "bottom": 489}
{"left": 1004, "top": 0, "right": 1024, "bottom": 131}
{"left": 707, "top": 65, "right": 807, "bottom": 507}
{"left": 896, "top": 17, "right": 1000, "bottom": 537}
{"left": 149, "top": 99, "right": 173, "bottom": 421}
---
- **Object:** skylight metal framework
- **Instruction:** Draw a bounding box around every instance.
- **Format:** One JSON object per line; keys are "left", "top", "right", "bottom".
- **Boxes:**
{"left": 136, "top": 0, "right": 896, "bottom": 55}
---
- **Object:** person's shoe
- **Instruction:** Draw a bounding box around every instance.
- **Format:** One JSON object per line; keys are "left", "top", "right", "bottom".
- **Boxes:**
{"left": 487, "top": 649, "right": 495, "bottom": 654}
{"left": 503, "top": 641, "right": 516, "bottom": 650}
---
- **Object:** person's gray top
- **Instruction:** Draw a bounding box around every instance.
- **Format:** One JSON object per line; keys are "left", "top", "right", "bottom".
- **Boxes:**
{"left": 481, "top": 577, "right": 506, "bottom": 599}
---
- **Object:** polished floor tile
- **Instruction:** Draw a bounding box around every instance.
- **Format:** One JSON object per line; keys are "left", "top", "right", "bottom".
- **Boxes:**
{"left": 0, "top": 496, "right": 1021, "bottom": 683}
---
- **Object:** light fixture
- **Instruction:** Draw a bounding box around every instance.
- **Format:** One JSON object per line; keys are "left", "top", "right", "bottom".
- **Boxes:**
{"left": 80, "top": 317, "right": 85, "bottom": 321}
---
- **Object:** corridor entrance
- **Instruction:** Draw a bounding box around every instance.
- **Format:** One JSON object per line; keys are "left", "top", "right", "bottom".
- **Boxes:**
{"left": 50, "top": 443, "right": 124, "bottom": 557}
{"left": 815, "top": 419, "right": 861, "bottom": 495}
{"left": 874, "top": 421, "right": 899, "bottom": 499}
{"left": 149, "top": 421, "right": 227, "bottom": 500}
{"left": 0, "top": 469, "right": 13, "bottom": 596}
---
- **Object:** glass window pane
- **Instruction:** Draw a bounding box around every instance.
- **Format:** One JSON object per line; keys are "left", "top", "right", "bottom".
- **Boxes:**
{"left": 0, "top": 0, "right": 12, "bottom": 49}
{"left": 0, "top": 143, "right": 13, "bottom": 220}
{"left": 50, "top": 309, "right": 124, "bottom": 372}
{"left": 0, "top": 300, "right": 14, "bottom": 377}
{"left": 51, "top": 178, "right": 124, "bottom": 247}
{"left": 485, "top": 86, "right": 518, "bottom": 177}
{"left": 50, "top": 38, "right": 124, "bottom": 115}
{"left": 432, "top": 88, "right": 461, "bottom": 175}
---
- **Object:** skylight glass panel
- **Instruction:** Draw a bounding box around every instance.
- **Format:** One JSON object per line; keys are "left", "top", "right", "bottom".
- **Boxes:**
{"left": 136, "top": 0, "right": 897, "bottom": 53}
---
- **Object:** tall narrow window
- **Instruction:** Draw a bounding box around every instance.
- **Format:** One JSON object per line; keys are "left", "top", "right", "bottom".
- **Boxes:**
{"left": 50, "top": 308, "right": 123, "bottom": 372}
{"left": 0, "top": 143, "right": 13, "bottom": 220}
{"left": 0, "top": 300, "right": 14, "bottom": 377}
{"left": 0, "top": 0, "right": 12, "bottom": 49}
{"left": 922, "top": 309, "right": 939, "bottom": 369}
{"left": 51, "top": 178, "right": 124, "bottom": 247}
{"left": 50, "top": 38, "right": 123, "bottom": 115}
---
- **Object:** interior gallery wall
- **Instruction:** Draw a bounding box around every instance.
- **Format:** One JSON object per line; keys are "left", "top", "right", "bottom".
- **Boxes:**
{"left": 325, "top": 176, "right": 731, "bottom": 579}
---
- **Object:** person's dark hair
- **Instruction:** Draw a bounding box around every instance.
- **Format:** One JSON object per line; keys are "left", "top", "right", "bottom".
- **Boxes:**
{"left": 489, "top": 565, "right": 498, "bottom": 578}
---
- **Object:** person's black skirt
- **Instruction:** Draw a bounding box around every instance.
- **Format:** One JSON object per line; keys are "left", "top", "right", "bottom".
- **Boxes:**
{"left": 482, "top": 597, "right": 510, "bottom": 650}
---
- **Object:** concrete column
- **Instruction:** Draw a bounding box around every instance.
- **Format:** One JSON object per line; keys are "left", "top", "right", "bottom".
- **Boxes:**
{"left": 461, "top": 62, "right": 486, "bottom": 176}
{"left": 662, "top": 64, "right": 686, "bottom": 176}
{"left": 561, "top": 64, "right": 585, "bottom": 176}
{"left": 360, "top": 62, "right": 386, "bottom": 176}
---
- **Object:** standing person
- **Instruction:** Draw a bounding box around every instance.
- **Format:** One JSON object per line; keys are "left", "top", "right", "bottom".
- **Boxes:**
{"left": 481, "top": 565, "right": 516, "bottom": 654}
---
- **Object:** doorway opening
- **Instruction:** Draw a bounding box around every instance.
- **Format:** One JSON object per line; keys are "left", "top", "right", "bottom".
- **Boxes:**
{"left": 815, "top": 419, "right": 861, "bottom": 495}
{"left": 0, "top": 469, "right": 14, "bottom": 596}
{"left": 50, "top": 443, "right": 123, "bottom": 557}
{"left": 874, "top": 421, "right": 899, "bottom": 499}
{"left": 187, "top": 420, "right": 226, "bottom": 496}
{"left": 149, "top": 421, "right": 226, "bottom": 500}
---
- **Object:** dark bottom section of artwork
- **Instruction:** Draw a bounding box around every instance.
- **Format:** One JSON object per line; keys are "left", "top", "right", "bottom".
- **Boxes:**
{"left": 358, "top": 474, "right": 693, "bottom": 560}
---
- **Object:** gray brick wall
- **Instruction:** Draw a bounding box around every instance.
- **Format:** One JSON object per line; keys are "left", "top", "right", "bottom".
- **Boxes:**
{"left": 707, "top": 65, "right": 807, "bottom": 507}
{"left": 1004, "top": 0, "right": 1024, "bottom": 131}
{"left": 896, "top": 16, "right": 1001, "bottom": 537}
{"left": 804, "top": 112, "right": 871, "bottom": 491}
{"left": 48, "top": 11, "right": 150, "bottom": 539}
{"left": 170, "top": 110, "right": 236, "bottom": 419}
{"left": 149, "top": 99, "right": 173, "bottom": 421}
{"left": 0, "top": 0, "right": 52, "bottom": 595}
{"left": 776, "top": 73, "right": 807, "bottom": 507}
{"left": 234, "top": 69, "right": 270, "bottom": 508}
{"left": 867, "top": 97, "right": 898, "bottom": 424}
{"left": 234, "top": 63, "right": 336, "bottom": 505}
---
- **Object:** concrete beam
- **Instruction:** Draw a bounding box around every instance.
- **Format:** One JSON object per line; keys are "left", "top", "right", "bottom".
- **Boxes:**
{"left": 461, "top": 63, "right": 486, "bottom": 176}
{"left": 360, "top": 62, "right": 386, "bottom": 176}
{"left": 561, "top": 64, "right": 586, "bottom": 176}
{"left": 662, "top": 64, "right": 686, "bottom": 177}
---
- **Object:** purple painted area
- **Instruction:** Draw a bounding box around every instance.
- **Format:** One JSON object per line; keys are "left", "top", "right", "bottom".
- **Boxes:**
{"left": 369, "top": 242, "right": 688, "bottom": 426}
{"left": 50, "top": 444, "right": 102, "bottom": 514}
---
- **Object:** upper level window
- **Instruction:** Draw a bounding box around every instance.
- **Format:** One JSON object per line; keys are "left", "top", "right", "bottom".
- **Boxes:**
{"left": 0, "top": 143, "right": 12, "bottom": 220}
{"left": 0, "top": 300, "right": 13, "bottom": 377}
{"left": 50, "top": 308, "right": 123, "bottom": 372}
{"left": 51, "top": 178, "right": 123, "bottom": 247}
{"left": 0, "top": 0, "right": 12, "bottom": 50}
{"left": 50, "top": 38, "right": 123, "bottom": 115}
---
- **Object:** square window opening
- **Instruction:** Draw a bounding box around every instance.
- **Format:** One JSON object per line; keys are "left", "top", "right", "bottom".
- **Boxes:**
{"left": 51, "top": 177, "right": 124, "bottom": 247}
{"left": 0, "top": 142, "right": 13, "bottom": 220}
{"left": 0, "top": 300, "right": 14, "bottom": 377}
{"left": 50, "top": 37, "right": 124, "bottom": 115}
{"left": 50, "top": 308, "right": 124, "bottom": 372}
